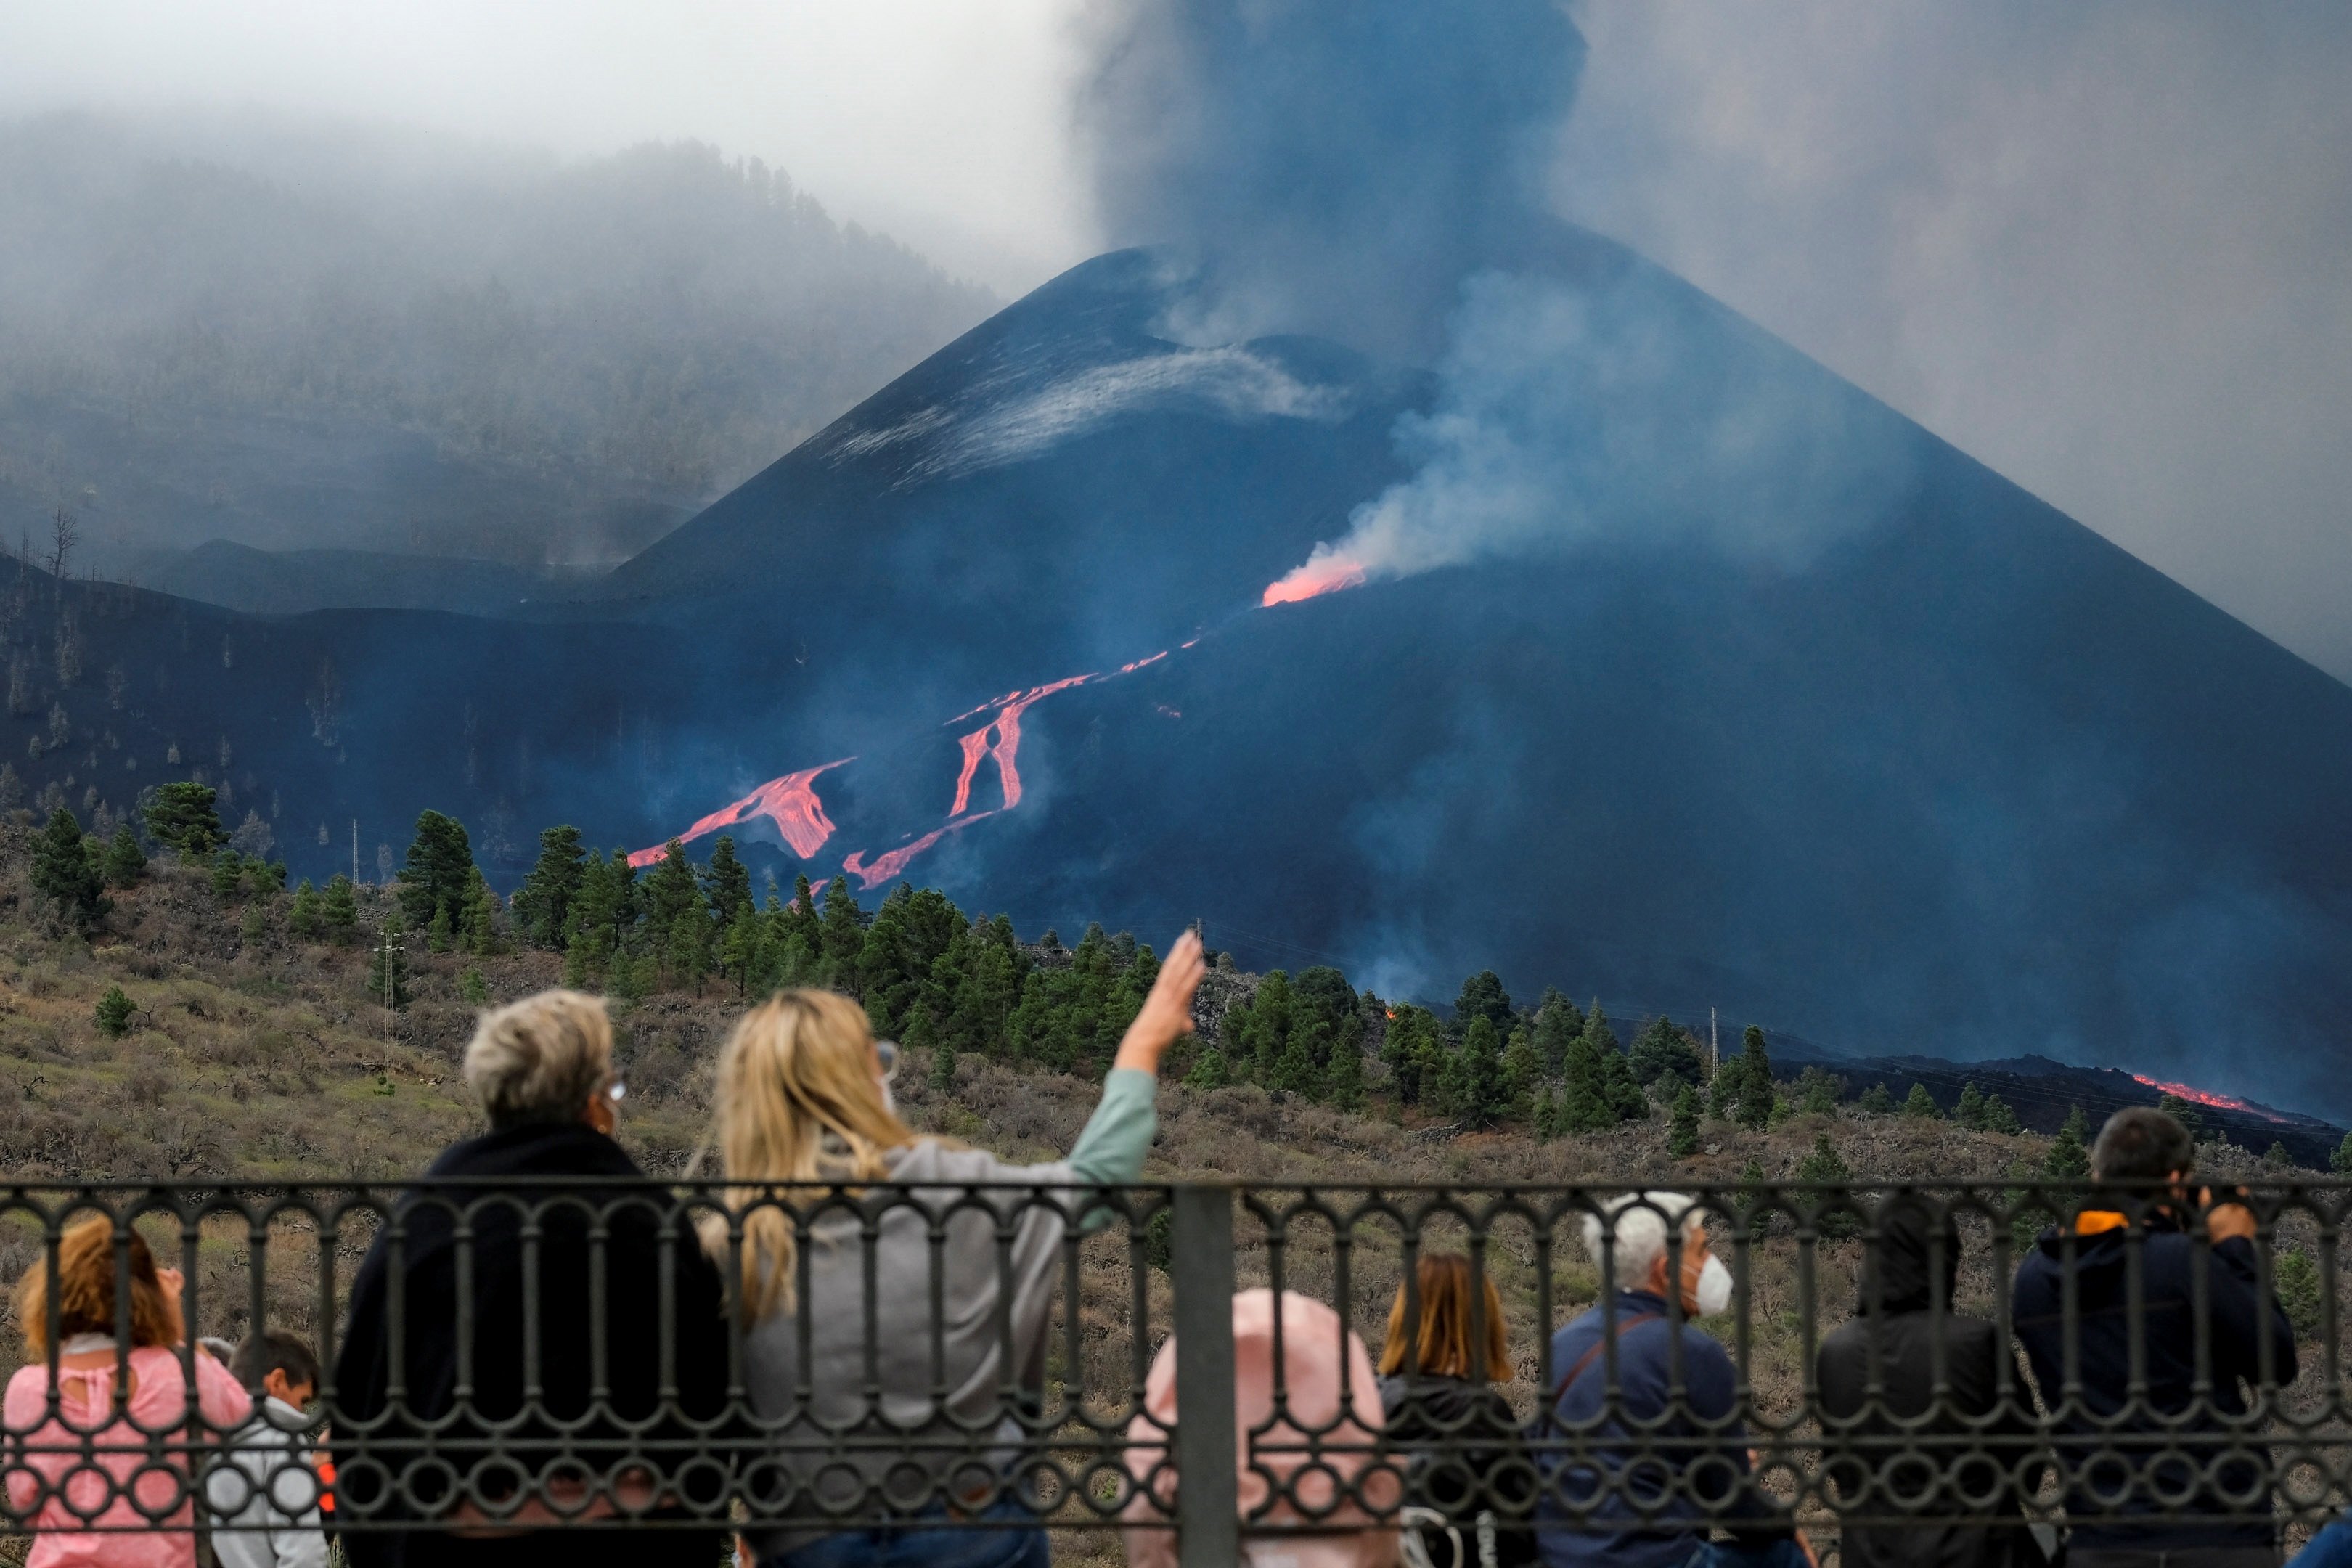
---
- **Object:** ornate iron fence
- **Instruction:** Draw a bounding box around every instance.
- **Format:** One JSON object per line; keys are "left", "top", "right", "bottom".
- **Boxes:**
{"left": 0, "top": 1177, "right": 2341, "bottom": 1567}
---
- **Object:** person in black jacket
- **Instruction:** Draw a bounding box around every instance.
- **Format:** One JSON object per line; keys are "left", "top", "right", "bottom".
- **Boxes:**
{"left": 2011, "top": 1106, "right": 2296, "bottom": 1568}
{"left": 1378, "top": 1253, "right": 1537, "bottom": 1568}
{"left": 1818, "top": 1191, "right": 2043, "bottom": 1568}
{"left": 331, "top": 990, "right": 732, "bottom": 1568}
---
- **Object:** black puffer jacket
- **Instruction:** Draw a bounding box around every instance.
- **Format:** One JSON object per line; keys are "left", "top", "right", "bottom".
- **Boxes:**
{"left": 1379, "top": 1373, "right": 1538, "bottom": 1567}
{"left": 1817, "top": 1195, "right": 2043, "bottom": 1568}
{"left": 331, "top": 1122, "right": 733, "bottom": 1568}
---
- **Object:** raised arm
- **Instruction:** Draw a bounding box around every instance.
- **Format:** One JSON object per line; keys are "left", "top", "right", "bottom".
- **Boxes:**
{"left": 1068, "top": 931, "right": 1206, "bottom": 1189}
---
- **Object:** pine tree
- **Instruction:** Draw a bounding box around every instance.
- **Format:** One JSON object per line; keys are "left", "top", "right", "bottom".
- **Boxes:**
{"left": 1797, "top": 1066, "right": 1842, "bottom": 1116}
{"left": 458, "top": 967, "right": 490, "bottom": 1006}
{"left": 2045, "top": 1107, "right": 2091, "bottom": 1181}
{"left": 1185, "top": 1047, "right": 1231, "bottom": 1090}
{"left": 817, "top": 877, "right": 865, "bottom": 986}
{"left": 93, "top": 986, "right": 134, "bottom": 1039}
{"left": 1556, "top": 1028, "right": 1615, "bottom": 1134}
{"left": 1857, "top": 1082, "right": 1896, "bottom": 1115}
{"left": 2333, "top": 1132, "right": 2352, "bottom": 1176}
{"left": 142, "top": 780, "right": 225, "bottom": 857}
{"left": 511, "top": 825, "right": 587, "bottom": 948}
{"left": 2155, "top": 1093, "right": 2206, "bottom": 1143}
{"left": 1381, "top": 1005, "right": 1437, "bottom": 1105}
{"left": 2265, "top": 1140, "right": 2292, "bottom": 1171}
{"left": 1324, "top": 1031, "right": 1365, "bottom": 1111}
{"left": 396, "top": 810, "right": 475, "bottom": 933}
{"left": 1532, "top": 989, "right": 1584, "bottom": 1077}
{"left": 287, "top": 879, "right": 322, "bottom": 937}
{"left": 1500, "top": 1026, "right": 1543, "bottom": 1119}
{"left": 1733, "top": 1026, "right": 1774, "bottom": 1131}
{"left": 1902, "top": 1083, "right": 1941, "bottom": 1119}
{"left": 703, "top": 835, "right": 754, "bottom": 922}
{"left": 1453, "top": 971, "right": 1514, "bottom": 1037}
{"left": 1669, "top": 1085, "right": 1702, "bottom": 1158}
{"left": 1531, "top": 1085, "right": 1559, "bottom": 1142}
{"left": 1981, "top": 1093, "right": 2022, "bottom": 1135}
{"left": 459, "top": 865, "right": 502, "bottom": 956}
{"left": 1794, "top": 1135, "right": 1860, "bottom": 1239}
{"left": 100, "top": 826, "right": 145, "bottom": 888}
{"left": 427, "top": 904, "right": 454, "bottom": 955}
{"left": 322, "top": 873, "right": 359, "bottom": 942}
{"left": 1629, "top": 1016, "right": 1702, "bottom": 1088}
{"left": 1444, "top": 1016, "right": 1507, "bottom": 1126}
{"left": 31, "top": 807, "right": 107, "bottom": 929}
{"left": 210, "top": 846, "right": 245, "bottom": 899}
{"left": 1954, "top": 1082, "right": 1988, "bottom": 1130}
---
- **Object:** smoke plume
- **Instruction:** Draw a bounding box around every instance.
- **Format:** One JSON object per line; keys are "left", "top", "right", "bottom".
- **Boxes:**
{"left": 1083, "top": 1, "right": 1917, "bottom": 598}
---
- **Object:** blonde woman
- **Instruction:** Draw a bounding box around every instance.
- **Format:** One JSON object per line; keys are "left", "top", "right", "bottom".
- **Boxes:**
{"left": 711, "top": 929, "right": 1206, "bottom": 1568}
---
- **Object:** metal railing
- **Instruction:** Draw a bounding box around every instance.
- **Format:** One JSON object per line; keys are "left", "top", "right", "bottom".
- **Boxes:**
{"left": 0, "top": 1177, "right": 2343, "bottom": 1567}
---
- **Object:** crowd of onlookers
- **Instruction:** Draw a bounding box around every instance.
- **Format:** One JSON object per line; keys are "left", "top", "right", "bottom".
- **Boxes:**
{"left": 0, "top": 941, "right": 2324, "bottom": 1568}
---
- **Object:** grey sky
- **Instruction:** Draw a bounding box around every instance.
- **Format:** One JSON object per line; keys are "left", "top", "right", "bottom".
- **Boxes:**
{"left": 4, "top": 0, "right": 2347, "bottom": 679}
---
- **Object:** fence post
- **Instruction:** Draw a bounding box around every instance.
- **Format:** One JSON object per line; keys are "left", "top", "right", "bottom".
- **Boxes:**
{"left": 1171, "top": 1183, "right": 1238, "bottom": 1568}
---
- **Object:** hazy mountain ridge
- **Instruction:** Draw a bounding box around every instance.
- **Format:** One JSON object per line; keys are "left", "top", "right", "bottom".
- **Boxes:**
{"left": 0, "top": 112, "right": 998, "bottom": 569}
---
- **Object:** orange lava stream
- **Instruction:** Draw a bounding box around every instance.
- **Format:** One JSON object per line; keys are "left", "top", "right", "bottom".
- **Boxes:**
{"left": 947, "top": 728, "right": 992, "bottom": 817}
{"left": 629, "top": 758, "right": 851, "bottom": 867}
{"left": 1261, "top": 558, "right": 1368, "bottom": 608}
{"left": 2129, "top": 1073, "right": 2269, "bottom": 1116}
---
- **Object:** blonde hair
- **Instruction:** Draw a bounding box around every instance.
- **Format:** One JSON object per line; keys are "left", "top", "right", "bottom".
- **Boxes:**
{"left": 1379, "top": 1253, "right": 1511, "bottom": 1381}
{"left": 463, "top": 989, "right": 613, "bottom": 1128}
{"left": 704, "top": 989, "right": 915, "bottom": 1319}
{"left": 17, "top": 1215, "right": 181, "bottom": 1359}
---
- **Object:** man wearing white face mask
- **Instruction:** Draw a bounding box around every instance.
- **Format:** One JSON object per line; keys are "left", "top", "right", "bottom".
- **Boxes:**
{"left": 1532, "top": 1193, "right": 1808, "bottom": 1568}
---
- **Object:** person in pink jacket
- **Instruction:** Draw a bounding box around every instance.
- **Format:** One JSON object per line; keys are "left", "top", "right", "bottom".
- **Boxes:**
{"left": 1123, "top": 1288, "right": 1400, "bottom": 1568}
{"left": 4, "top": 1215, "right": 251, "bottom": 1568}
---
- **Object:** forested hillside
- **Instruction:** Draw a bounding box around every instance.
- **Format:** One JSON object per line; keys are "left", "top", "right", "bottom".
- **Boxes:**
{"left": 0, "top": 790, "right": 2327, "bottom": 1191}
{"left": 0, "top": 113, "right": 997, "bottom": 568}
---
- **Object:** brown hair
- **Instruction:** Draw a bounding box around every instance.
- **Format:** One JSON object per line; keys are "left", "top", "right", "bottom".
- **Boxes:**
{"left": 15, "top": 1215, "right": 181, "bottom": 1358}
{"left": 1379, "top": 1253, "right": 1511, "bottom": 1381}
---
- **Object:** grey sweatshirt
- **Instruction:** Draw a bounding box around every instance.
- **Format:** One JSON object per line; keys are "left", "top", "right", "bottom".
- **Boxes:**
{"left": 203, "top": 1395, "right": 329, "bottom": 1568}
{"left": 742, "top": 1068, "right": 1157, "bottom": 1559}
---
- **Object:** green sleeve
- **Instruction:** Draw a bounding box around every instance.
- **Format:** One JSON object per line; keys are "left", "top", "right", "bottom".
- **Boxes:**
{"left": 1066, "top": 1067, "right": 1159, "bottom": 1188}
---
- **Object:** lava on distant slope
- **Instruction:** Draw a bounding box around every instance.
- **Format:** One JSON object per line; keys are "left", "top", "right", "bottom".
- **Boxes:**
{"left": 1262, "top": 555, "right": 1368, "bottom": 607}
{"left": 628, "top": 759, "right": 851, "bottom": 867}
{"left": 2129, "top": 1072, "right": 2277, "bottom": 1120}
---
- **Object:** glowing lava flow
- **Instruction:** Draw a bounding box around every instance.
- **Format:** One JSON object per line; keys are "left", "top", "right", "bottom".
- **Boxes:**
{"left": 629, "top": 759, "right": 850, "bottom": 867}
{"left": 844, "top": 674, "right": 1094, "bottom": 889}
{"left": 1261, "top": 555, "right": 1368, "bottom": 608}
{"left": 642, "top": 648, "right": 1177, "bottom": 889}
{"left": 2129, "top": 1073, "right": 2274, "bottom": 1119}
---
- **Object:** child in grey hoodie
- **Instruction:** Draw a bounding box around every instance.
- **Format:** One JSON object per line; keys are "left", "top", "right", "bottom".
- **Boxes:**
{"left": 205, "top": 1331, "right": 328, "bottom": 1568}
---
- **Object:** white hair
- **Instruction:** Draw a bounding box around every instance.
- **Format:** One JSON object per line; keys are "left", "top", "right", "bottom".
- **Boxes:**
{"left": 1580, "top": 1191, "right": 1704, "bottom": 1288}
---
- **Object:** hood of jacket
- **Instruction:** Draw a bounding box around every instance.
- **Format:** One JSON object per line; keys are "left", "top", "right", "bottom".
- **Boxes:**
{"left": 1857, "top": 1192, "right": 1961, "bottom": 1315}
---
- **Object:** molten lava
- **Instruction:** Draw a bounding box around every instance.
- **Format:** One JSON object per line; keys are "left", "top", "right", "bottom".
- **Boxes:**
{"left": 2130, "top": 1073, "right": 2271, "bottom": 1117}
{"left": 1262, "top": 557, "right": 1368, "bottom": 608}
{"left": 629, "top": 759, "right": 851, "bottom": 867}
{"left": 644, "top": 644, "right": 1180, "bottom": 891}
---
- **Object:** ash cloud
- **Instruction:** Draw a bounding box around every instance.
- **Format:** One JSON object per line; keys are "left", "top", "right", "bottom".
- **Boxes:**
{"left": 1077, "top": 0, "right": 1584, "bottom": 364}
{"left": 1081, "top": 0, "right": 1919, "bottom": 600}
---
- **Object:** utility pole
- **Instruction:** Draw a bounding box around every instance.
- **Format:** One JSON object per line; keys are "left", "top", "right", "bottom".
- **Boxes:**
{"left": 351, "top": 819, "right": 359, "bottom": 886}
{"left": 1710, "top": 1007, "right": 1718, "bottom": 1077}
{"left": 377, "top": 926, "right": 401, "bottom": 1094}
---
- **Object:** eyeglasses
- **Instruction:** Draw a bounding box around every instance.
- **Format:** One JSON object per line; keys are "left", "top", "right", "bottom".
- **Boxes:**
{"left": 875, "top": 1040, "right": 900, "bottom": 1081}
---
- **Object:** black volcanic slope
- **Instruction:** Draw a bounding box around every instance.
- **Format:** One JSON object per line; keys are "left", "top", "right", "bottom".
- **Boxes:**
{"left": 15, "top": 240, "right": 2350, "bottom": 1114}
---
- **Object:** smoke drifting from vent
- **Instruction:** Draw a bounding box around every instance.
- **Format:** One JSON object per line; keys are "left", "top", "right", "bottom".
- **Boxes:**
{"left": 1079, "top": 0, "right": 1584, "bottom": 364}
{"left": 1085, "top": 1, "right": 1919, "bottom": 600}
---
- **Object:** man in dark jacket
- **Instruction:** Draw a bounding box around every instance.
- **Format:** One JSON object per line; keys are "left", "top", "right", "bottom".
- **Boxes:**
{"left": 2012, "top": 1106, "right": 2295, "bottom": 1568}
{"left": 331, "top": 990, "right": 733, "bottom": 1568}
{"left": 1535, "top": 1191, "right": 1805, "bottom": 1568}
{"left": 1819, "top": 1192, "right": 2043, "bottom": 1568}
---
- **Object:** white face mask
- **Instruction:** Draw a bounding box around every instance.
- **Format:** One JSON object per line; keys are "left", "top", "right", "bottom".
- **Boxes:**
{"left": 1694, "top": 1253, "right": 1734, "bottom": 1317}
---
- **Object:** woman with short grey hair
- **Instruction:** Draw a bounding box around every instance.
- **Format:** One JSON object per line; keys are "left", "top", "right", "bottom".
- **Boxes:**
{"left": 333, "top": 989, "right": 734, "bottom": 1568}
